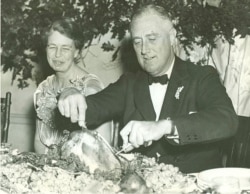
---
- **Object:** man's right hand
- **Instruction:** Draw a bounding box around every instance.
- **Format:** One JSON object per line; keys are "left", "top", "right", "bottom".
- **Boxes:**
{"left": 58, "top": 87, "right": 87, "bottom": 127}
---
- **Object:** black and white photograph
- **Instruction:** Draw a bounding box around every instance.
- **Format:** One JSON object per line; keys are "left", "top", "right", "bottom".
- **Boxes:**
{"left": 1, "top": 0, "right": 250, "bottom": 193}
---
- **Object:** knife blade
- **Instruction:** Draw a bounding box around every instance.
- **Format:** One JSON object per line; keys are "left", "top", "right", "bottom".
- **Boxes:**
{"left": 115, "top": 143, "right": 133, "bottom": 155}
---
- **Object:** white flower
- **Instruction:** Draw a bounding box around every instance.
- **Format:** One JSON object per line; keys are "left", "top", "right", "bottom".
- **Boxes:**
{"left": 175, "top": 86, "right": 184, "bottom": 100}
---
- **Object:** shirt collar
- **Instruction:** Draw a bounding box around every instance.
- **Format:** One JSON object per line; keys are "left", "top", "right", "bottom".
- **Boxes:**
{"left": 165, "top": 57, "right": 175, "bottom": 78}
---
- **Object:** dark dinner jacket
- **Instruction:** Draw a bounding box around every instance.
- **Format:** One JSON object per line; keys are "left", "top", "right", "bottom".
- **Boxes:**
{"left": 86, "top": 57, "right": 238, "bottom": 173}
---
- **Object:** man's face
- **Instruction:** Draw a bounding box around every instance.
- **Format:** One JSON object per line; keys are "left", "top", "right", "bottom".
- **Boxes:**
{"left": 130, "top": 14, "right": 175, "bottom": 76}
{"left": 46, "top": 31, "right": 78, "bottom": 73}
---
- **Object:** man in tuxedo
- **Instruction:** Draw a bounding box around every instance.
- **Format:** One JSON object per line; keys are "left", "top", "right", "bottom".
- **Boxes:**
{"left": 58, "top": 4, "right": 238, "bottom": 173}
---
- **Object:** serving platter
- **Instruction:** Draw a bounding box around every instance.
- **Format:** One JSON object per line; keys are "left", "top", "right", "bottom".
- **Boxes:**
{"left": 197, "top": 168, "right": 250, "bottom": 190}
{"left": 0, "top": 148, "right": 197, "bottom": 194}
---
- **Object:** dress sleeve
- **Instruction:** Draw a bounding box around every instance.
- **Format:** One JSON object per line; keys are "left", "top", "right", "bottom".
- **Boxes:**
{"left": 69, "top": 74, "right": 104, "bottom": 96}
{"left": 84, "top": 74, "right": 104, "bottom": 95}
{"left": 34, "top": 75, "right": 54, "bottom": 109}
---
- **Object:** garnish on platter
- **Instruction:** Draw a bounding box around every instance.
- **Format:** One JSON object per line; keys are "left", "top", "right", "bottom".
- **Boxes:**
{"left": 1, "top": 136, "right": 197, "bottom": 193}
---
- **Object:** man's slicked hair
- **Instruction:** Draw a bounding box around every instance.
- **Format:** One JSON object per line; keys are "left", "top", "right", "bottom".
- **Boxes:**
{"left": 130, "top": 4, "right": 173, "bottom": 30}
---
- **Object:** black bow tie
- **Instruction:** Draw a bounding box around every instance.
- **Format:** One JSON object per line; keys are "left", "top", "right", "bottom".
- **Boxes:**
{"left": 148, "top": 74, "right": 169, "bottom": 85}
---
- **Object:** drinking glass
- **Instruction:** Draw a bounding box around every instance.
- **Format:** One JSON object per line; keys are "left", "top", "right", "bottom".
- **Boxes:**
{"left": 37, "top": 120, "right": 62, "bottom": 150}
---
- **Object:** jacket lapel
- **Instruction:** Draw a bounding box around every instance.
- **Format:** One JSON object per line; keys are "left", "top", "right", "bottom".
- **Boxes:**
{"left": 133, "top": 57, "right": 190, "bottom": 121}
{"left": 134, "top": 72, "right": 156, "bottom": 121}
{"left": 159, "top": 57, "right": 190, "bottom": 119}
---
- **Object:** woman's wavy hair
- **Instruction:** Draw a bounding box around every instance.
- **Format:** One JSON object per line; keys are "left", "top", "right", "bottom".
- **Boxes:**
{"left": 44, "top": 17, "right": 83, "bottom": 50}
{"left": 43, "top": 17, "right": 83, "bottom": 64}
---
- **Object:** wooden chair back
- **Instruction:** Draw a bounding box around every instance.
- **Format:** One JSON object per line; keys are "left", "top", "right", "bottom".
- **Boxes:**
{"left": 225, "top": 117, "right": 250, "bottom": 167}
{"left": 1, "top": 92, "right": 12, "bottom": 143}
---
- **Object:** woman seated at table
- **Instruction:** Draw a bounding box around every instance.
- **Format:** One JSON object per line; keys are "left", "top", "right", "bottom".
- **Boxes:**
{"left": 34, "top": 17, "right": 112, "bottom": 154}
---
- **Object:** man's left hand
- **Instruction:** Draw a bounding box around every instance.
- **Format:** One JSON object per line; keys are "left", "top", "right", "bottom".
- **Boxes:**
{"left": 120, "top": 120, "right": 172, "bottom": 152}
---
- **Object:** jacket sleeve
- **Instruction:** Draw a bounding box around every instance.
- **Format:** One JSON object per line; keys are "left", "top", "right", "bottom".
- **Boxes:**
{"left": 173, "top": 66, "right": 238, "bottom": 145}
{"left": 85, "top": 74, "right": 129, "bottom": 129}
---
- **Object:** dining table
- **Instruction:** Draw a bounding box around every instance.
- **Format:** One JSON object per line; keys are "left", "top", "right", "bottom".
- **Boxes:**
{"left": 1, "top": 143, "right": 250, "bottom": 194}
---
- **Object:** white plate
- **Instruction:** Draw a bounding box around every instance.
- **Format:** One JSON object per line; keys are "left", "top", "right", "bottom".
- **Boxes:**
{"left": 197, "top": 168, "right": 250, "bottom": 190}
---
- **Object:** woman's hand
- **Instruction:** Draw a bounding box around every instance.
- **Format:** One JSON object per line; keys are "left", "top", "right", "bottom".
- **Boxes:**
{"left": 120, "top": 120, "right": 172, "bottom": 152}
{"left": 58, "top": 87, "right": 87, "bottom": 127}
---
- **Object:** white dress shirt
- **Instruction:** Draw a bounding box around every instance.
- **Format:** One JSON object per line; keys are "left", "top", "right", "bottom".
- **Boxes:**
{"left": 149, "top": 58, "right": 179, "bottom": 142}
{"left": 149, "top": 59, "right": 175, "bottom": 121}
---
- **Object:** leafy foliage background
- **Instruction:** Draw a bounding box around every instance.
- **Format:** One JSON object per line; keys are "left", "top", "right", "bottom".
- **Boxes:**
{"left": 1, "top": 0, "right": 249, "bottom": 88}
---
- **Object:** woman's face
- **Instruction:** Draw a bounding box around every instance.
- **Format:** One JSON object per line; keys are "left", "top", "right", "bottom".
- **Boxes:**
{"left": 46, "top": 30, "right": 79, "bottom": 73}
